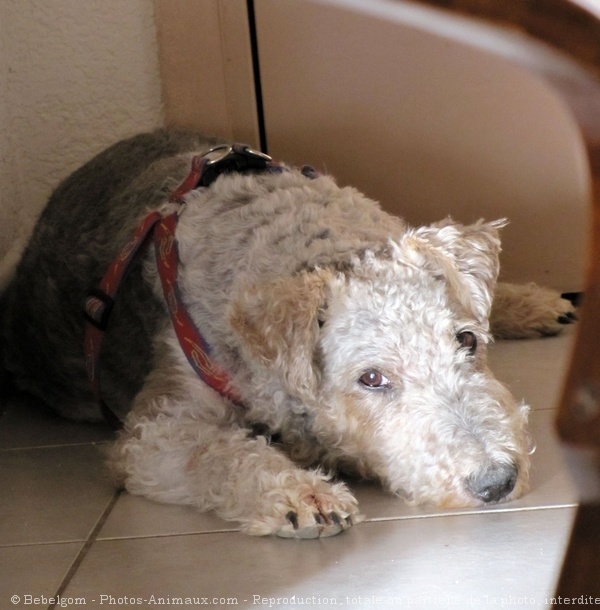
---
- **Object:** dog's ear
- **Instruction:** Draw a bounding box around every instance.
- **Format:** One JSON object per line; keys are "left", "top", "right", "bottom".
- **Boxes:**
{"left": 229, "top": 269, "right": 332, "bottom": 399}
{"left": 410, "top": 218, "right": 506, "bottom": 323}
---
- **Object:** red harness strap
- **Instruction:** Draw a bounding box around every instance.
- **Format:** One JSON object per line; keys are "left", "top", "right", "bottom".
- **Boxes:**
{"left": 83, "top": 147, "right": 256, "bottom": 428}
{"left": 83, "top": 211, "right": 164, "bottom": 428}
{"left": 153, "top": 212, "right": 240, "bottom": 404}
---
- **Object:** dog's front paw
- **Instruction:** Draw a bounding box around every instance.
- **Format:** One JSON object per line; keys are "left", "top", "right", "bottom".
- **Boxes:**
{"left": 244, "top": 471, "right": 362, "bottom": 539}
{"left": 491, "top": 282, "right": 578, "bottom": 339}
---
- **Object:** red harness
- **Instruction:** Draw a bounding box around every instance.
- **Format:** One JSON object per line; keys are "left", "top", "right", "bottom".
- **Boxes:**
{"left": 83, "top": 144, "right": 277, "bottom": 429}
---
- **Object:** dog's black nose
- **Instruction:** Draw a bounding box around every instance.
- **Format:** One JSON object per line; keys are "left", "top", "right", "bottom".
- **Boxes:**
{"left": 466, "top": 462, "right": 518, "bottom": 503}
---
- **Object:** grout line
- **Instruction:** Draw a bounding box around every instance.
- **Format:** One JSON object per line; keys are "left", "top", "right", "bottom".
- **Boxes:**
{"left": 361, "top": 503, "right": 579, "bottom": 524}
{"left": 0, "top": 540, "right": 88, "bottom": 549}
{"left": 47, "top": 489, "right": 122, "bottom": 610}
{"left": 0, "top": 504, "right": 577, "bottom": 550}
{"left": 96, "top": 527, "right": 241, "bottom": 542}
{"left": 0, "top": 440, "right": 111, "bottom": 452}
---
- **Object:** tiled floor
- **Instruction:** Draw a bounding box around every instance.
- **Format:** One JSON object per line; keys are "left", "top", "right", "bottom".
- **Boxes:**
{"left": 0, "top": 329, "right": 579, "bottom": 610}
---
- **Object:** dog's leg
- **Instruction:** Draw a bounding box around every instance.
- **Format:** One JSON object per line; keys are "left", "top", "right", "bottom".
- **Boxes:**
{"left": 107, "top": 360, "right": 360, "bottom": 538}
{"left": 490, "top": 282, "right": 577, "bottom": 339}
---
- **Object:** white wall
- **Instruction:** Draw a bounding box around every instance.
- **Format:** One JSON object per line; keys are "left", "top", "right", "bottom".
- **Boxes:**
{"left": 0, "top": 1, "right": 164, "bottom": 260}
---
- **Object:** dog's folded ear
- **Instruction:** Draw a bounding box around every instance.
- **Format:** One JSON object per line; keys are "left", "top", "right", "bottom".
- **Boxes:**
{"left": 229, "top": 269, "right": 332, "bottom": 399}
{"left": 409, "top": 218, "right": 506, "bottom": 324}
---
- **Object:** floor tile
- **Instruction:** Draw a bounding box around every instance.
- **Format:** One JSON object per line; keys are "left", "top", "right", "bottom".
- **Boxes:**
{"left": 0, "top": 542, "right": 82, "bottom": 609}
{"left": 98, "top": 492, "right": 238, "bottom": 540}
{"left": 0, "top": 444, "right": 116, "bottom": 545}
{"left": 64, "top": 508, "right": 575, "bottom": 610}
{"left": 0, "top": 393, "right": 113, "bottom": 450}
{"left": 488, "top": 329, "right": 575, "bottom": 411}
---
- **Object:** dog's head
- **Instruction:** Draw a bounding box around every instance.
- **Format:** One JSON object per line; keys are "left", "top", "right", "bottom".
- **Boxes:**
{"left": 230, "top": 218, "right": 531, "bottom": 508}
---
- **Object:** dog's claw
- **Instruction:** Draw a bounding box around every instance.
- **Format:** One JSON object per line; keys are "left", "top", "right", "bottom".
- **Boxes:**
{"left": 329, "top": 511, "right": 341, "bottom": 525}
{"left": 314, "top": 512, "right": 327, "bottom": 525}
{"left": 285, "top": 511, "right": 299, "bottom": 530}
{"left": 558, "top": 314, "right": 575, "bottom": 325}
{"left": 561, "top": 292, "right": 583, "bottom": 307}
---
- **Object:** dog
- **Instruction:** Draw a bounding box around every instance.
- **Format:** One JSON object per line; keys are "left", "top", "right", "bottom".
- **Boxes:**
{"left": 0, "top": 130, "right": 576, "bottom": 538}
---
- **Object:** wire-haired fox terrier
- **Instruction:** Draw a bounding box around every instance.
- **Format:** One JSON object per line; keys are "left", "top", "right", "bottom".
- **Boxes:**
{"left": 0, "top": 130, "right": 576, "bottom": 538}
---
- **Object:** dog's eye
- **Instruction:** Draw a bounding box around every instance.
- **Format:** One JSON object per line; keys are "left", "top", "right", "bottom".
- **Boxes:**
{"left": 359, "top": 370, "right": 390, "bottom": 389}
{"left": 456, "top": 331, "right": 477, "bottom": 354}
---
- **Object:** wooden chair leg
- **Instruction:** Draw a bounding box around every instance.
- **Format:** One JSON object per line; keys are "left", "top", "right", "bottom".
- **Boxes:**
{"left": 554, "top": 503, "right": 600, "bottom": 600}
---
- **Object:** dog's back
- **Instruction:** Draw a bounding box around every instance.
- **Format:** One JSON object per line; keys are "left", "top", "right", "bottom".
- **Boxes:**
{"left": 0, "top": 130, "right": 215, "bottom": 420}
